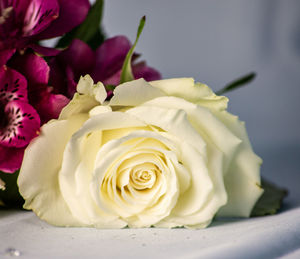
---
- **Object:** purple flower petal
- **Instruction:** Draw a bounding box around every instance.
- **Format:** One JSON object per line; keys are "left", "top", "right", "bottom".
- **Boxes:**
{"left": 0, "top": 66, "right": 28, "bottom": 104}
{"left": 0, "top": 100, "right": 40, "bottom": 148}
{"left": 91, "top": 36, "right": 131, "bottom": 83}
{"left": 49, "top": 39, "right": 94, "bottom": 98}
{"left": 101, "top": 70, "right": 122, "bottom": 86}
{"left": 35, "top": 0, "right": 90, "bottom": 39}
{"left": 28, "top": 44, "right": 61, "bottom": 56}
{"left": 48, "top": 58, "right": 67, "bottom": 95}
{"left": 0, "top": 145, "right": 24, "bottom": 173}
{"left": 0, "top": 49, "right": 16, "bottom": 66}
{"left": 132, "top": 61, "right": 162, "bottom": 81}
{"left": 99, "top": 62, "right": 162, "bottom": 86}
{"left": 59, "top": 39, "right": 94, "bottom": 77}
{"left": 65, "top": 65, "right": 77, "bottom": 98}
{"left": 8, "top": 52, "right": 50, "bottom": 89}
{"left": 33, "top": 87, "right": 69, "bottom": 123}
{"left": 21, "top": 0, "right": 59, "bottom": 36}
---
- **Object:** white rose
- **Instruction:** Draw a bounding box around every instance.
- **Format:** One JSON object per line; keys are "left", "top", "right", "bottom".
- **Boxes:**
{"left": 18, "top": 75, "right": 263, "bottom": 228}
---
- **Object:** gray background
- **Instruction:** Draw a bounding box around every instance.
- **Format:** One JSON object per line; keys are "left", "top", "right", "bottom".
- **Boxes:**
{"left": 101, "top": 0, "right": 300, "bottom": 153}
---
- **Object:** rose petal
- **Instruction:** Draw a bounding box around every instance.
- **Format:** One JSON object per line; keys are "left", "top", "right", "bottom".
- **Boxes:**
{"left": 59, "top": 75, "right": 107, "bottom": 120}
{"left": 215, "top": 111, "right": 264, "bottom": 217}
{"left": 141, "top": 96, "right": 242, "bottom": 172}
{"left": 150, "top": 78, "right": 228, "bottom": 111}
{"left": 0, "top": 145, "right": 24, "bottom": 173}
{"left": 109, "top": 78, "right": 165, "bottom": 107}
{"left": 18, "top": 114, "right": 89, "bottom": 226}
{"left": 35, "top": 0, "right": 90, "bottom": 39}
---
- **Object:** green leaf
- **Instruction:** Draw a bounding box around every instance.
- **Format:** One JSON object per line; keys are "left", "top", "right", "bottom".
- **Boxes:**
{"left": 106, "top": 84, "right": 116, "bottom": 91}
{"left": 0, "top": 170, "right": 24, "bottom": 209}
{"left": 216, "top": 72, "right": 256, "bottom": 95}
{"left": 251, "top": 178, "right": 288, "bottom": 217}
{"left": 120, "top": 16, "right": 146, "bottom": 84}
{"left": 56, "top": 0, "right": 105, "bottom": 50}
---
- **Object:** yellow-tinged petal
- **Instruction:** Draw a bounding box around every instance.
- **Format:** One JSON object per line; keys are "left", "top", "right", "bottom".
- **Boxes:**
{"left": 150, "top": 78, "right": 228, "bottom": 110}
{"left": 110, "top": 78, "right": 165, "bottom": 106}
{"left": 18, "top": 114, "right": 88, "bottom": 226}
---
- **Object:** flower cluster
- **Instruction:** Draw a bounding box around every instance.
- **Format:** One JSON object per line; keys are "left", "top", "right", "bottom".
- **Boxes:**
{"left": 1, "top": 0, "right": 278, "bottom": 229}
{"left": 0, "top": 0, "right": 161, "bottom": 175}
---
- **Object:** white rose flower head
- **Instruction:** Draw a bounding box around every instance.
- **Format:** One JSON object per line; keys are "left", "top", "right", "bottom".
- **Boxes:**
{"left": 18, "top": 75, "right": 263, "bottom": 228}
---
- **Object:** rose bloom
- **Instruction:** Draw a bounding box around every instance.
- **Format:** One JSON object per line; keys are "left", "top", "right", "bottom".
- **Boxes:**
{"left": 18, "top": 75, "right": 263, "bottom": 228}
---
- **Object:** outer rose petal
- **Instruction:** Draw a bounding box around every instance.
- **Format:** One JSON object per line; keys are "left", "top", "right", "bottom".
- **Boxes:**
{"left": 109, "top": 78, "right": 165, "bottom": 107}
{"left": 18, "top": 114, "right": 89, "bottom": 226}
{"left": 0, "top": 145, "right": 24, "bottom": 173}
{"left": 150, "top": 78, "right": 228, "bottom": 111}
{"left": 213, "top": 110, "right": 264, "bottom": 217}
{"left": 35, "top": 0, "right": 90, "bottom": 39}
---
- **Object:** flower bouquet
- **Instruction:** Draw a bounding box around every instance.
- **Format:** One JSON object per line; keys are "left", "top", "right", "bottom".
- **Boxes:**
{"left": 0, "top": 0, "right": 287, "bottom": 228}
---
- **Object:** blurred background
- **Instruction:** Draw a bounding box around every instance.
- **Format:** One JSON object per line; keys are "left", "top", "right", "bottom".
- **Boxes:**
{"left": 101, "top": 0, "right": 299, "bottom": 149}
{"left": 100, "top": 0, "right": 300, "bottom": 200}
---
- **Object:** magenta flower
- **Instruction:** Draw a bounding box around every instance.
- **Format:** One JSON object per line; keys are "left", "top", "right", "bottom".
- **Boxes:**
{"left": 0, "top": 0, "right": 90, "bottom": 65}
{"left": 8, "top": 52, "right": 69, "bottom": 124}
{"left": 49, "top": 36, "right": 161, "bottom": 98}
{"left": 0, "top": 66, "right": 40, "bottom": 173}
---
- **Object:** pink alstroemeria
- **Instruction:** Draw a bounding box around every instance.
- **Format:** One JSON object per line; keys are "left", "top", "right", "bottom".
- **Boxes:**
{"left": 49, "top": 36, "right": 161, "bottom": 98}
{"left": 0, "top": 66, "right": 40, "bottom": 173}
{"left": 8, "top": 52, "right": 69, "bottom": 124}
{"left": 0, "top": 0, "right": 90, "bottom": 65}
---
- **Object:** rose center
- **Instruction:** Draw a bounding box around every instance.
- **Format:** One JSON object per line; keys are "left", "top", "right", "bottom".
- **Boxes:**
{"left": 129, "top": 163, "right": 160, "bottom": 190}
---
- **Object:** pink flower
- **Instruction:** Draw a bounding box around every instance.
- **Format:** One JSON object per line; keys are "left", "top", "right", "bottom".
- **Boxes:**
{"left": 8, "top": 52, "right": 69, "bottom": 124}
{"left": 0, "top": 66, "right": 40, "bottom": 173}
{"left": 49, "top": 36, "right": 161, "bottom": 98}
{"left": 0, "top": 51, "right": 69, "bottom": 173}
{"left": 0, "top": 0, "right": 90, "bottom": 65}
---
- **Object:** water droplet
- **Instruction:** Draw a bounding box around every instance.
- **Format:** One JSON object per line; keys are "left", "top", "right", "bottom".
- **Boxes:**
{"left": 130, "top": 234, "right": 136, "bottom": 239}
{"left": 153, "top": 232, "right": 157, "bottom": 236}
{"left": 5, "top": 248, "right": 21, "bottom": 257}
{"left": 142, "top": 243, "right": 146, "bottom": 247}
{"left": 186, "top": 236, "right": 190, "bottom": 240}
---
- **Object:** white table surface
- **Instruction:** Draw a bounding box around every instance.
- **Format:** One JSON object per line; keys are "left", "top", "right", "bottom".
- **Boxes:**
{"left": 1, "top": 145, "right": 300, "bottom": 259}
